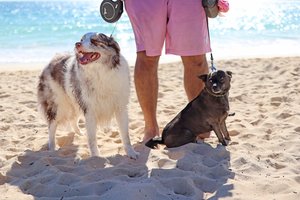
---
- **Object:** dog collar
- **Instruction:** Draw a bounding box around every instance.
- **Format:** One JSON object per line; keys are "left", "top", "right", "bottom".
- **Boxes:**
{"left": 205, "top": 87, "right": 228, "bottom": 97}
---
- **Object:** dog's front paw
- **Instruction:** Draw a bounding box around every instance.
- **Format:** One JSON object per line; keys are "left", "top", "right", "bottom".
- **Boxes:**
{"left": 225, "top": 139, "right": 231, "bottom": 146}
{"left": 90, "top": 147, "right": 100, "bottom": 157}
{"left": 125, "top": 146, "right": 139, "bottom": 160}
{"left": 48, "top": 142, "right": 56, "bottom": 151}
{"left": 219, "top": 139, "right": 228, "bottom": 146}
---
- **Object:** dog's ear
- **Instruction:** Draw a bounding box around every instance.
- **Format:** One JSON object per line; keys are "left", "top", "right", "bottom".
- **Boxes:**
{"left": 112, "top": 55, "right": 120, "bottom": 67}
{"left": 198, "top": 74, "right": 208, "bottom": 82}
{"left": 226, "top": 71, "right": 233, "bottom": 78}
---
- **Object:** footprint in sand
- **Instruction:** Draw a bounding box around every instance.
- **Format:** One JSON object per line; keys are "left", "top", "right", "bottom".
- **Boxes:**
{"left": 0, "top": 125, "right": 10, "bottom": 131}
{"left": 294, "top": 127, "right": 300, "bottom": 132}
{"left": 250, "top": 119, "right": 261, "bottom": 126}
{"left": 229, "top": 130, "right": 240, "bottom": 136}
{"left": 265, "top": 159, "right": 286, "bottom": 170}
{"left": 262, "top": 134, "right": 271, "bottom": 141}
{"left": 270, "top": 96, "right": 282, "bottom": 106}
{"left": 0, "top": 94, "right": 11, "bottom": 98}
{"left": 230, "top": 94, "right": 247, "bottom": 102}
{"left": 277, "top": 112, "right": 293, "bottom": 119}
{"left": 19, "top": 100, "right": 37, "bottom": 109}
{"left": 161, "top": 178, "right": 197, "bottom": 197}
{"left": 294, "top": 176, "right": 300, "bottom": 184}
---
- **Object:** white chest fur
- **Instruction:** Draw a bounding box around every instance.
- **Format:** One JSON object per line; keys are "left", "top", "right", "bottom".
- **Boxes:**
{"left": 66, "top": 56, "right": 130, "bottom": 124}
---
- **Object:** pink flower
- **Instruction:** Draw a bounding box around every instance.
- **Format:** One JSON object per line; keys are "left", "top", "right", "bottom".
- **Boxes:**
{"left": 218, "top": 0, "right": 230, "bottom": 13}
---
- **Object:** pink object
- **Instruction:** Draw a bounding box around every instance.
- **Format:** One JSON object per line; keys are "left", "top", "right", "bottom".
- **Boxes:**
{"left": 218, "top": 0, "right": 230, "bottom": 13}
{"left": 125, "top": 0, "right": 211, "bottom": 56}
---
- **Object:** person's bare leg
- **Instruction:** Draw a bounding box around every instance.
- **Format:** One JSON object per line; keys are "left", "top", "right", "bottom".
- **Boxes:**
{"left": 134, "top": 51, "right": 160, "bottom": 142}
{"left": 182, "top": 55, "right": 208, "bottom": 101}
{"left": 181, "top": 54, "right": 210, "bottom": 139}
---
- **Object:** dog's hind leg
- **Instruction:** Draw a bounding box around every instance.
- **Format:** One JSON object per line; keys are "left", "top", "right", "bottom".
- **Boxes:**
{"left": 85, "top": 112, "right": 99, "bottom": 157}
{"left": 48, "top": 121, "right": 57, "bottom": 151}
{"left": 72, "top": 118, "right": 83, "bottom": 135}
{"left": 115, "top": 109, "right": 139, "bottom": 159}
{"left": 164, "top": 129, "right": 196, "bottom": 148}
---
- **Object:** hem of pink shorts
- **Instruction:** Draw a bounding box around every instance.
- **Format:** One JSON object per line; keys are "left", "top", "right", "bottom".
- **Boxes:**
{"left": 136, "top": 49, "right": 162, "bottom": 57}
{"left": 166, "top": 48, "right": 211, "bottom": 56}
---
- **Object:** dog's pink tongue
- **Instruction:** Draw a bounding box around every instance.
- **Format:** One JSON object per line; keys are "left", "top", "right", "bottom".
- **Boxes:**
{"left": 79, "top": 53, "right": 94, "bottom": 64}
{"left": 79, "top": 52, "right": 100, "bottom": 65}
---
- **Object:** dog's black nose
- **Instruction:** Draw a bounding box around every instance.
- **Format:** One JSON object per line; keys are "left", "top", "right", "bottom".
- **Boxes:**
{"left": 75, "top": 42, "right": 81, "bottom": 48}
{"left": 212, "top": 84, "right": 218, "bottom": 90}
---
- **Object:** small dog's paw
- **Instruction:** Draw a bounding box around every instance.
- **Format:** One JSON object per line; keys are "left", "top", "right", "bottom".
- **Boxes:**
{"left": 126, "top": 147, "right": 139, "bottom": 160}
{"left": 225, "top": 139, "right": 231, "bottom": 146}
{"left": 219, "top": 139, "right": 228, "bottom": 146}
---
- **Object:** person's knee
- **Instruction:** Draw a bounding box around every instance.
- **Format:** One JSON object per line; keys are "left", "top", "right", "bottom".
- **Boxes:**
{"left": 136, "top": 51, "right": 160, "bottom": 70}
{"left": 182, "top": 54, "right": 208, "bottom": 70}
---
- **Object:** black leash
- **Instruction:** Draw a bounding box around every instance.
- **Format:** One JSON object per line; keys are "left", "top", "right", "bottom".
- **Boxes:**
{"left": 206, "top": 16, "right": 217, "bottom": 72}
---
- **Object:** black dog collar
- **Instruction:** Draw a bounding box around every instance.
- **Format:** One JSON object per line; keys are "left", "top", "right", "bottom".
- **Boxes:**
{"left": 100, "top": 0, "right": 123, "bottom": 23}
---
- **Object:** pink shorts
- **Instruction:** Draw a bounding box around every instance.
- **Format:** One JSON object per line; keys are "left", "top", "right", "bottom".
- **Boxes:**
{"left": 125, "top": 0, "right": 211, "bottom": 56}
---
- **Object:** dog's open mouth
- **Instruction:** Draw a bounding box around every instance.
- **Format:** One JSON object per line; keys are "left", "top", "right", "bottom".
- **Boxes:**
{"left": 212, "top": 86, "right": 222, "bottom": 94}
{"left": 77, "top": 51, "right": 101, "bottom": 65}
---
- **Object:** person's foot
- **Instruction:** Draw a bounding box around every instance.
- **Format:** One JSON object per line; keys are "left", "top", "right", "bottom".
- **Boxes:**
{"left": 141, "top": 126, "right": 160, "bottom": 143}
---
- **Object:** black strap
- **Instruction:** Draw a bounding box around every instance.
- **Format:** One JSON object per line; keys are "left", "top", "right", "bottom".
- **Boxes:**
{"left": 205, "top": 16, "right": 217, "bottom": 72}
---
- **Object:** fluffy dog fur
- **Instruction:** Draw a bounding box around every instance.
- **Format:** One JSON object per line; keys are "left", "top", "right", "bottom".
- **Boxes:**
{"left": 37, "top": 32, "right": 139, "bottom": 159}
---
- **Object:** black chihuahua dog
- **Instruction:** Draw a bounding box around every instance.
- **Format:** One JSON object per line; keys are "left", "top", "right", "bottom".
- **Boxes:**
{"left": 146, "top": 70, "right": 233, "bottom": 148}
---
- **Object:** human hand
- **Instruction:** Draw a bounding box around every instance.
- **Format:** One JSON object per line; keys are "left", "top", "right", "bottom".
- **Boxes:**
{"left": 218, "top": 0, "right": 229, "bottom": 13}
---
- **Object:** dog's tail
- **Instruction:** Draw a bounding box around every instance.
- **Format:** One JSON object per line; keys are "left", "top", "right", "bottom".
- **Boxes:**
{"left": 145, "top": 137, "right": 164, "bottom": 149}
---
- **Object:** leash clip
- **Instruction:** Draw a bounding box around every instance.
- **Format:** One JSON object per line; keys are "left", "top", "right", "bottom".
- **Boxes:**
{"left": 210, "top": 53, "right": 217, "bottom": 72}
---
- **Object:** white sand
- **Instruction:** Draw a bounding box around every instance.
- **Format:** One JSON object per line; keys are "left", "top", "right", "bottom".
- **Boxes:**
{"left": 0, "top": 57, "right": 300, "bottom": 200}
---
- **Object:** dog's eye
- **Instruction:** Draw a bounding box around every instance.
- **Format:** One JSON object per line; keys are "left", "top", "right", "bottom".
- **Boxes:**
{"left": 90, "top": 39, "right": 97, "bottom": 45}
{"left": 91, "top": 39, "right": 107, "bottom": 48}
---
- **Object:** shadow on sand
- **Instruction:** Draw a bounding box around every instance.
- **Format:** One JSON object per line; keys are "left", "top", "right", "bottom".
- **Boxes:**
{"left": 4, "top": 133, "right": 234, "bottom": 200}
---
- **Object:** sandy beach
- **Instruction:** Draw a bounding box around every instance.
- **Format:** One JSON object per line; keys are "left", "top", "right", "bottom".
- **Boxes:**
{"left": 0, "top": 56, "right": 300, "bottom": 200}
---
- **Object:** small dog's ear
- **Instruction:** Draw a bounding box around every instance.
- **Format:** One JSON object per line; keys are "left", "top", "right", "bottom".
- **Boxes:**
{"left": 198, "top": 74, "right": 208, "bottom": 82}
{"left": 226, "top": 71, "right": 233, "bottom": 78}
